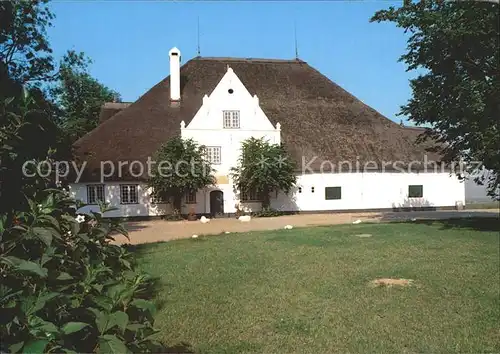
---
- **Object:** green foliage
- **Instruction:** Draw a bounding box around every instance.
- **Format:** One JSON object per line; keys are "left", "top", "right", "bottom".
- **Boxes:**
{"left": 149, "top": 137, "right": 216, "bottom": 211}
{"left": 0, "top": 0, "right": 55, "bottom": 84}
{"left": 371, "top": 0, "right": 500, "bottom": 199}
{"left": 1, "top": 1, "right": 120, "bottom": 146}
{"left": 251, "top": 207, "right": 286, "bottom": 218}
{"left": 162, "top": 209, "right": 184, "bottom": 221}
{"left": 51, "top": 53, "right": 121, "bottom": 143}
{"left": 0, "top": 96, "right": 64, "bottom": 219}
{"left": 231, "top": 137, "right": 297, "bottom": 208}
{"left": 0, "top": 189, "right": 163, "bottom": 353}
{"left": 1, "top": 100, "right": 163, "bottom": 353}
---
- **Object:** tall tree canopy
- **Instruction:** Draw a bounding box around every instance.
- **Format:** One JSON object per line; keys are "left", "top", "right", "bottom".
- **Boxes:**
{"left": 0, "top": 0, "right": 55, "bottom": 84}
{"left": 371, "top": 0, "right": 499, "bottom": 199}
{"left": 148, "top": 137, "right": 215, "bottom": 211}
{"left": 51, "top": 54, "right": 121, "bottom": 143}
{"left": 231, "top": 137, "right": 297, "bottom": 209}
{"left": 1, "top": 1, "right": 121, "bottom": 147}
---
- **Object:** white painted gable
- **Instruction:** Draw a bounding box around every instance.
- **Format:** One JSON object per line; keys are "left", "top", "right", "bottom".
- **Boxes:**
{"left": 186, "top": 66, "right": 276, "bottom": 131}
{"left": 181, "top": 66, "right": 281, "bottom": 178}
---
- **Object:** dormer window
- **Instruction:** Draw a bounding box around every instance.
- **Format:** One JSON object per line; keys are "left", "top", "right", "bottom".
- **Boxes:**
{"left": 223, "top": 110, "right": 240, "bottom": 129}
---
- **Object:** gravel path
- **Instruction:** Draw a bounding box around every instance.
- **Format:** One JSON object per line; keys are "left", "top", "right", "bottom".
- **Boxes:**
{"left": 114, "top": 209, "right": 499, "bottom": 245}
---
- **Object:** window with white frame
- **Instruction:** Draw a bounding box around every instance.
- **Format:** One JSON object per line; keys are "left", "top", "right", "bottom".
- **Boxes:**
{"left": 205, "top": 146, "right": 221, "bottom": 164}
{"left": 151, "top": 189, "right": 168, "bottom": 204}
{"left": 185, "top": 190, "right": 197, "bottom": 204}
{"left": 223, "top": 110, "right": 240, "bottom": 128}
{"left": 241, "top": 188, "right": 261, "bottom": 202}
{"left": 87, "top": 184, "right": 105, "bottom": 204}
{"left": 120, "top": 184, "right": 138, "bottom": 204}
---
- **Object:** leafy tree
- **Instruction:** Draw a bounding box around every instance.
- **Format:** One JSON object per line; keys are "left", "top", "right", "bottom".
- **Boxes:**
{"left": 1, "top": 1, "right": 117, "bottom": 144}
{"left": 148, "top": 137, "right": 215, "bottom": 212}
{"left": 0, "top": 94, "right": 63, "bottom": 221}
{"left": 51, "top": 54, "right": 121, "bottom": 142}
{"left": 0, "top": 100, "right": 165, "bottom": 354}
{"left": 0, "top": 0, "right": 55, "bottom": 84}
{"left": 371, "top": 0, "right": 499, "bottom": 199}
{"left": 231, "top": 137, "right": 297, "bottom": 209}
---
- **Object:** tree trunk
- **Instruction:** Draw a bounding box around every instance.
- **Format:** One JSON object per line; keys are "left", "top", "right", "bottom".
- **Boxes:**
{"left": 262, "top": 190, "right": 271, "bottom": 209}
{"left": 173, "top": 194, "right": 182, "bottom": 212}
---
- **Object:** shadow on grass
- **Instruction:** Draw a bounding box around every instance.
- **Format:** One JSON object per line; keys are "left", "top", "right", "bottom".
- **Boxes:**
{"left": 154, "top": 342, "right": 194, "bottom": 353}
{"left": 413, "top": 217, "right": 500, "bottom": 232}
{"left": 124, "top": 221, "right": 153, "bottom": 232}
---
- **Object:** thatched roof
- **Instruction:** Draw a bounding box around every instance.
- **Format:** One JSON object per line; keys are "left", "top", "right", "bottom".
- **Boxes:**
{"left": 98, "top": 102, "right": 132, "bottom": 124}
{"left": 74, "top": 57, "right": 438, "bottom": 181}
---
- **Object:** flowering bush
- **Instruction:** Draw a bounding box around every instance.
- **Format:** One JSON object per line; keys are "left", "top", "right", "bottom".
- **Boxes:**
{"left": 0, "top": 188, "right": 163, "bottom": 353}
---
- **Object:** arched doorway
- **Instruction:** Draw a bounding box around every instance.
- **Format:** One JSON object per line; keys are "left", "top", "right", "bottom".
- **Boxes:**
{"left": 210, "top": 190, "right": 224, "bottom": 217}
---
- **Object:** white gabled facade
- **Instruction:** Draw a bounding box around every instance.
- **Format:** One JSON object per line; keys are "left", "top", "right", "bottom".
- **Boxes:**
{"left": 70, "top": 47, "right": 466, "bottom": 218}
{"left": 179, "top": 65, "right": 281, "bottom": 215}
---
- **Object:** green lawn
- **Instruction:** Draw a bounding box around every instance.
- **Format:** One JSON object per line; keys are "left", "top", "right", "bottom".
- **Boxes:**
{"left": 134, "top": 219, "right": 500, "bottom": 353}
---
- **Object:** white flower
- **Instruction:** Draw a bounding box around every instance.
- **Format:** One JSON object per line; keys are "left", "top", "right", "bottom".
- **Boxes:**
{"left": 192, "top": 234, "right": 198, "bottom": 239}
{"left": 37, "top": 204, "right": 42, "bottom": 209}
{"left": 75, "top": 215, "right": 85, "bottom": 223}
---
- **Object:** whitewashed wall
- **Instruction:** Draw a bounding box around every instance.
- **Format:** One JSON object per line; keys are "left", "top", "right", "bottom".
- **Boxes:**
{"left": 271, "top": 172, "right": 465, "bottom": 212}
{"left": 70, "top": 172, "right": 464, "bottom": 217}
{"left": 464, "top": 169, "right": 498, "bottom": 204}
{"left": 181, "top": 66, "right": 280, "bottom": 176}
{"left": 69, "top": 182, "right": 171, "bottom": 218}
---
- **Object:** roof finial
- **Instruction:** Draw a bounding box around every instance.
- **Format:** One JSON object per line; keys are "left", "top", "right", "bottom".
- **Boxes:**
{"left": 197, "top": 16, "right": 201, "bottom": 56}
{"left": 294, "top": 20, "right": 299, "bottom": 60}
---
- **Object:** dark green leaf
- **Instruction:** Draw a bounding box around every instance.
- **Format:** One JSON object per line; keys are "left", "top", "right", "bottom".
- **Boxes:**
{"left": 56, "top": 272, "right": 73, "bottom": 280}
{"left": 108, "top": 311, "right": 129, "bottom": 333}
{"left": 2, "top": 256, "right": 48, "bottom": 278}
{"left": 31, "top": 227, "right": 53, "bottom": 246}
{"left": 22, "top": 339, "right": 49, "bottom": 354}
{"left": 9, "top": 341, "right": 24, "bottom": 353}
{"left": 38, "top": 215, "right": 60, "bottom": 232}
{"left": 32, "top": 292, "right": 60, "bottom": 314}
{"left": 130, "top": 299, "right": 156, "bottom": 315}
{"left": 61, "top": 321, "right": 89, "bottom": 334}
{"left": 97, "top": 334, "right": 129, "bottom": 354}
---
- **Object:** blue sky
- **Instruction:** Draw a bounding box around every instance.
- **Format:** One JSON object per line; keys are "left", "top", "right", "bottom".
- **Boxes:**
{"left": 48, "top": 0, "right": 415, "bottom": 124}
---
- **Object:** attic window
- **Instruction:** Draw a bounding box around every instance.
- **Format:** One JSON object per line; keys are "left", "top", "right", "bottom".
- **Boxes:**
{"left": 228, "top": 89, "right": 234, "bottom": 94}
{"left": 223, "top": 110, "right": 240, "bottom": 129}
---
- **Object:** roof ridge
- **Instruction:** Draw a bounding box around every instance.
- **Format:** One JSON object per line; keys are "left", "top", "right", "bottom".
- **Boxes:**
{"left": 193, "top": 56, "right": 306, "bottom": 64}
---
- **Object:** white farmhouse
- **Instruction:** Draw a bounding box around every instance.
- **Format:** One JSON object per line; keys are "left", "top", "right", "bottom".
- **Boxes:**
{"left": 70, "top": 47, "right": 465, "bottom": 218}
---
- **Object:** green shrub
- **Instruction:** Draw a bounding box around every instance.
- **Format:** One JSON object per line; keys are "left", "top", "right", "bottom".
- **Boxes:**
{"left": 0, "top": 188, "right": 164, "bottom": 353}
{"left": 162, "top": 209, "right": 184, "bottom": 221}
{"left": 251, "top": 208, "right": 286, "bottom": 218}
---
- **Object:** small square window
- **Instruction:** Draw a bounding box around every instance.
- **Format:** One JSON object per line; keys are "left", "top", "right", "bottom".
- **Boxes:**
{"left": 205, "top": 146, "right": 221, "bottom": 164}
{"left": 120, "top": 185, "right": 138, "bottom": 204}
{"left": 408, "top": 185, "right": 423, "bottom": 198}
{"left": 223, "top": 110, "right": 240, "bottom": 129}
{"left": 87, "top": 184, "right": 105, "bottom": 204}
{"left": 186, "top": 190, "right": 197, "bottom": 204}
{"left": 325, "top": 187, "right": 341, "bottom": 200}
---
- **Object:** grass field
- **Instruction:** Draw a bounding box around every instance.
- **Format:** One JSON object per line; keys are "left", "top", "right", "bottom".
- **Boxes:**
{"left": 134, "top": 218, "right": 500, "bottom": 353}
